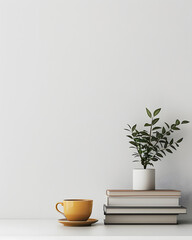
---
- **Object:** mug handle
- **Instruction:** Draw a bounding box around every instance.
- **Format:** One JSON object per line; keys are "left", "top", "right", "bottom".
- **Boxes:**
{"left": 55, "top": 202, "right": 64, "bottom": 215}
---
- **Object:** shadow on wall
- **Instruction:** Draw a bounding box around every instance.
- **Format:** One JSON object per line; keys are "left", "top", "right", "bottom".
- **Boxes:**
{"left": 156, "top": 152, "right": 192, "bottom": 220}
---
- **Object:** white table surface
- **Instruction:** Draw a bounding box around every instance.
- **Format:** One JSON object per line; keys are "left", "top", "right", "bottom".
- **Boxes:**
{"left": 0, "top": 219, "right": 192, "bottom": 237}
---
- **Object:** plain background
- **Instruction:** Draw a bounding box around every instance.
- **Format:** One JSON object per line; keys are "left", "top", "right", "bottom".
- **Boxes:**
{"left": 0, "top": 0, "right": 192, "bottom": 220}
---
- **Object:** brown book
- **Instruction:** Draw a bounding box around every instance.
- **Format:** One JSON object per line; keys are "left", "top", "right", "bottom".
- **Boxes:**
{"left": 106, "top": 189, "right": 181, "bottom": 197}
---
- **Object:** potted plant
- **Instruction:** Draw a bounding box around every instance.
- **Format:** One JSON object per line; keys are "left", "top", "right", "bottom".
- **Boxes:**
{"left": 125, "top": 108, "right": 189, "bottom": 190}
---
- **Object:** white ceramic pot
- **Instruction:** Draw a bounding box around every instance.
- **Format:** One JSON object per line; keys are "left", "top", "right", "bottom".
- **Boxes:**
{"left": 133, "top": 169, "right": 155, "bottom": 190}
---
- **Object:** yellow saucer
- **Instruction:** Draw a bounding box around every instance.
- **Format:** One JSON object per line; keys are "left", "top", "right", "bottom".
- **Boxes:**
{"left": 58, "top": 218, "right": 98, "bottom": 226}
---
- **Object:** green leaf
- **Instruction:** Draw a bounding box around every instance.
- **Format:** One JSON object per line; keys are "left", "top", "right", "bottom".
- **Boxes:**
{"left": 162, "top": 127, "right": 166, "bottom": 134}
{"left": 161, "top": 150, "right": 166, "bottom": 156}
{"left": 166, "top": 132, "right": 170, "bottom": 135}
{"left": 157, "top": 153, "right": 163, "bottom": 158}
{"left": 165, "top": 122, "right": 170, "bottom": 128}
{"left": 126, "top": 135, "right": 133, "bottom": 139}
{"left": 151, "top": 136, "right": 158, "bottom": 141}
{"left": 164, "top": 142, "right": 168, "bottom": 148}
{"left": 171, "top": 145, "right": 176, "bottom": 150}
{"left": 153, "top": 108, "right": 161, "bottom": 116}
{"left": 166, "top": 149, "right": 173, "bottom": 153}
{"left": 171, "top": 124, "right": 176, "bottom": 129}
{"left": 156, "top": 132, "right": 162, "bottom": 138}
{"left": 153, "top": 126, "right": 161, "bottom": 130}
{"left": 175, "top": 143, "right": 179, "bottom": 147}
{"left": 181, "top": 120, "right": 189, "bottom": 124}
{"left": 170, "top": 139, "right": 174, "bottom": 145}
{"left": 138, "top": 148, "right": 142, "bottom": 154}
{"left": 152, "top": 118, "right": 159, "bottom": 125}
{"left": 132, "top": 124, "right": 137, "bottom": 132}
{"left": 148, "top": 162, "right": 154, "bottom": 166}
{"left": 177, "top": 138, "right": 183, "bottom": 143}
{"left": 146, "top": 108, "right": 152, "bottom": 118}
{"left": 137, "top": 139, "right": 148, "bottom": 143}
{"left": 140, "top": 131, "right": 149, "bottom": 136}
{"left": 129, "top": 141, "right": 137, "bottom": 146}
{"left": 176, "top": 119, "right": 180, "bottom": 125}
{"left": 124, "top": 128, "right": 130, "bottom": 131}
{"left": 144, "top": 123, "right": 151, "bottom": 127}
{"left": 153, "top": 146, "right": 158, "bottom": 151}
{"left": 172, "top": 127, "right": 180, "bottom": 130}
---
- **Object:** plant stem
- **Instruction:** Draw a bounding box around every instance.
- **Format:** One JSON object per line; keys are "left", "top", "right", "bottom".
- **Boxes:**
{"left": 145, "top": 116, "right": 153, "bottom": 168}
{"left": 134, "top": 136, "right": 143, "bottom": 165}
{"left": 149, "top": 117, "right": 153, "bottom": 143}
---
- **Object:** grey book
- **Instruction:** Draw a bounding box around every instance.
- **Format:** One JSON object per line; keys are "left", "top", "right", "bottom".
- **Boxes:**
{"left": 104, "top": 214, "right": 178, "bottom": 224}
{"left": 106, "top": 189, "right": 181, "bottom": 197}
{"left": 103, "top": 205, "right": 187, "bottom": 214}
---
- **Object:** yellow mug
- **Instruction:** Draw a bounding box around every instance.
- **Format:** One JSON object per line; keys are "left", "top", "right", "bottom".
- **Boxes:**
{"left": 55, "top": 199, "right": 93, "bottom": 221}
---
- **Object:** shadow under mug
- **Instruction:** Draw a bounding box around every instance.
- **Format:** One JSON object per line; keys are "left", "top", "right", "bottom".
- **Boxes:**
{"left": 55, "top": 199, "right": 93, "bottom": 221}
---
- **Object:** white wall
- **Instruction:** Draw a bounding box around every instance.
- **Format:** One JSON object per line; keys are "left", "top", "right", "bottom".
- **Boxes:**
{"left": 0, "top": 0, "right": 192, "bottom": 220}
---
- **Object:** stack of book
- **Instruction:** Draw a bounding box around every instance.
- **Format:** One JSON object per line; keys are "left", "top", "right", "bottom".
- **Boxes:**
{"left": 104, "top": 189, "right": 186, "bottom": 224}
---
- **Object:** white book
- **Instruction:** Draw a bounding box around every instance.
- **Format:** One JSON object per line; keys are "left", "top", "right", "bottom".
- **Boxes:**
{"left": 106, "top": 189, "right": 181, "bottom": 197}
{"left": 103, "top": 205, "right": 186, "bottom": 214}
{"left": 107, "top": 196, "right": 180, "bottom": 206}
{"left": 104, "top": 214, "right": 178, "bottom": 224}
